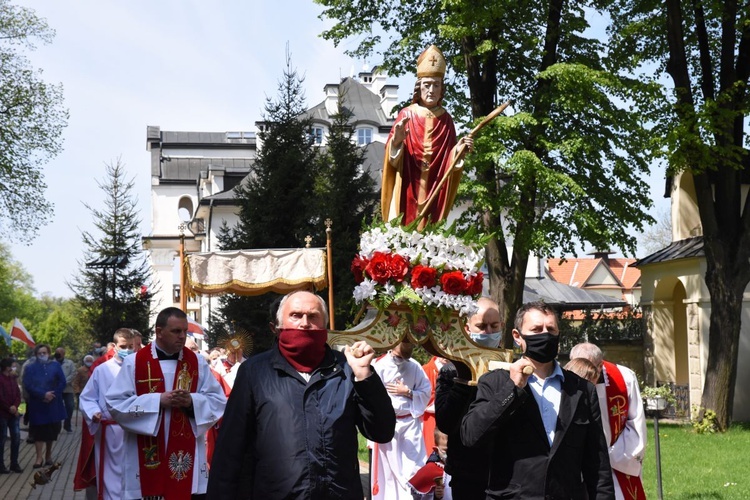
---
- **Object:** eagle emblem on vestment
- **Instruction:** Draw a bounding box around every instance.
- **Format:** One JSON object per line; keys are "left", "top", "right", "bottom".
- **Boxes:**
{"left": 168, "top": 450, "right": 193, "bottom": 481}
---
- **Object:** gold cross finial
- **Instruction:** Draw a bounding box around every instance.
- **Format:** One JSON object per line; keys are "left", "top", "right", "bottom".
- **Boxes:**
{"left": 305, "top": 235, "right": 312, "bottom": 248}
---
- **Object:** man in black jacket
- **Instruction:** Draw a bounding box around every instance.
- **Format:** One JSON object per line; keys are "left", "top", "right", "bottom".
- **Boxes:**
{"left": 207, "top": 291, "right": 396, "bottom": 499}
{"left": 435, "top": 297, "right": 503, "bottom": 499}
{"left": 461, "top": 301, "right": 614, "bottom": 499}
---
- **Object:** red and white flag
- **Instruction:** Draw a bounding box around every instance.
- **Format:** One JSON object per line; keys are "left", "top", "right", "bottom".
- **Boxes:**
{"left": 187, "top": 317, "right": 205, "bottom": 340}
{"left": 10, "top": 318, "right": 35, "bottom": 348}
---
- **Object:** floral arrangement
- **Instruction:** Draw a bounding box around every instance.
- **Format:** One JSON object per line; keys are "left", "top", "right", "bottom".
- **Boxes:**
{"left": 351, "top": 221, "right": 487, "bottom": 322}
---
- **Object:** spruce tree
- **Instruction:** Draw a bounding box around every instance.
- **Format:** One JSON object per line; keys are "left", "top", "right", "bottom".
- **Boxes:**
{"left": 212, "top": 51, "right": 319, "bottom": 352}
{"left": 313, "top": 96, "right": 377, "bottom": 328}
{"left": 69, "top": 159, "right": 153, "bottom": 342}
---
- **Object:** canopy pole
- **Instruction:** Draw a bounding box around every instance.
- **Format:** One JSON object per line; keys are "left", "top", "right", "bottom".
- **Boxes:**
{"left": 325, "top": 219, "right": 335, "bottom": 329}
{"left": 179, "top": 225, "right": 188, "bottom": 312}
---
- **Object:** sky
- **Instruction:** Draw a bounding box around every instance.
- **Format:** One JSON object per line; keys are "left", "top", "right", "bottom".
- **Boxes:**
{"left": 9, "top": 0, "right": 410, "bottom": 298}
{"left": 9, "top": 0, "right": 669, "bottom": 298}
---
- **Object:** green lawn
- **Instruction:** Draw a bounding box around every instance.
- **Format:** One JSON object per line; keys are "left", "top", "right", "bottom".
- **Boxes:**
{"left": 641, "top": 421, "right": 750, "bottom": 499}
{"left": 359, "top": 421, "right": 750, "bottom": 498}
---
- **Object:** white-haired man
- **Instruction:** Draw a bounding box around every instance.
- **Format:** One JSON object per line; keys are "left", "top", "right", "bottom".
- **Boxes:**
{"left": 207, "top": 291, "right": 396, "bottom": 499}
{"left": 570, "top": 342, "right": 647, "bottom": 499}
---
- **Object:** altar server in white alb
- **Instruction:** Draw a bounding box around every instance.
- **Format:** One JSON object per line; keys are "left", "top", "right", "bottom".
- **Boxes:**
{"left": 79, "top": 328, "right": 134, "bottom": 499}
{"left": 570, "top": 342, "right": 647, "bottom": 500}
{"left": 106, "top": 307, "right": 226, "bottom": 500}
{"left": 371, "top": 340, "right": 432, "bottom": 499}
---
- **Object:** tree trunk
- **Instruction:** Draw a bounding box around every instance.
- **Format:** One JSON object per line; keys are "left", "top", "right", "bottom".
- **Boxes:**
{"left": 700, "top": 238, "right": 747, "bottom": 430}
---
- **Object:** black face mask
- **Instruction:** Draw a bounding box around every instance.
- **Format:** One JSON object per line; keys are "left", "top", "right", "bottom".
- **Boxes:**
{"left": 521, "top": 332, "right": 560, "bottom": 363}
{"left": 54, "top": 353, "right": 62, "bottom": 361}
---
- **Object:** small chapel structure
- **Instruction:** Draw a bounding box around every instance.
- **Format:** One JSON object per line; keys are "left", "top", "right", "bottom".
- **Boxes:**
{"left": 636, "top": 171, "right": 750, "bottom": 421}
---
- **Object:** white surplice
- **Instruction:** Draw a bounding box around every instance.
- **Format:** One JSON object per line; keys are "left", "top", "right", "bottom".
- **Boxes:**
{"left": 79, "top": 356, "right": 126, "bottom": 500}
{"left": 597, "top": 363, "right": 647, "bottom": 500}
{"left": 105, "top": 343, "right": 226, "bottom": 500}
{"left": 370, "top": 353, "right": 432, "bottom": 500}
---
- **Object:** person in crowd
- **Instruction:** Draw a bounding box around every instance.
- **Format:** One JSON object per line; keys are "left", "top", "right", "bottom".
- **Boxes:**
{"left": 564, "top": 356, "right": 600, "bottom": 384}
{"left": 54, "top": 347, "right": 76, "bottom": 432}
{"left": 22, "top": 344, "right": 67, "bottom": 468}
{"left": 213, "top": 345, "right": 245, "bottom": 389}
{"left": 421, "top": 355, "right": 454, "bottom": 455}
{"left": 90, "top": 342, "right": 116, "bottom": 373}
{"left": 19, "top": 354, "right": 36, "bottom": 438}
{"left": 381, "top": 45, "right": 473, "bottom": 229}
{"left": 371, "top": 340, "right": 432, "bottom": 500}
{"left": 434, "top": 297, "right": 503, "bottom": 499}
{"left": 106, "top": 307, "right": 226, "bottom": 499}
{"left": 79, "top": 328, "right": 134, "bottom": 500}
{"left": 73, "top": 355, "right": 94, "bottom": 395}
{"left": 408, "top": 428, "right": 452, "bottom": 500}
{"left": 131, "top": 330, "right": 144, "bottom": 352}
{"left": 0, "top": 358, "right": 23, "bottom": 473}
{"left": 570, "top": 342, "right": 647, "bottom": 499}
{"left": 207, "top": 290, "right": 395, "bottom": 499}
{"left": 461, "top": 302, "right": 614, "bottom": 498}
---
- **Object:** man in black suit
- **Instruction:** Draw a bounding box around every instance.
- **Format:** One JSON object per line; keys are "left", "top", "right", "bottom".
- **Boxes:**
{"left": 461, "top": 301, "right": 614, "bottom": 499}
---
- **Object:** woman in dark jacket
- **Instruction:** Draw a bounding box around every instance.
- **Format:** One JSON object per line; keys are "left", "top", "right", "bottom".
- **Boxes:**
{"left": 22, "top": 344, "right": 66, "bottom": 468}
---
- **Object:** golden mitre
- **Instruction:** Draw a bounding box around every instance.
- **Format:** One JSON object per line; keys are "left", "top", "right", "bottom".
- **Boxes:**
{"left": 416, "top": 45, "right": 446, "bottom": 78}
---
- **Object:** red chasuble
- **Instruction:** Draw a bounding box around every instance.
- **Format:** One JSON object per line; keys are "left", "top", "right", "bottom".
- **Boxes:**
{"left": 134, "top": 346, "right": 199, "bottom": 499}
{"left": 603, "top": 361, "right": 647, "bottom": 500}
{"left": 381, "top": 104, "right": 459, "bottom": 226}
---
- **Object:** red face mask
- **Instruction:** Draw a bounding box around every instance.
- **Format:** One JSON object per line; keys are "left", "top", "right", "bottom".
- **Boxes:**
{"left": 277, "top": 329, "right": 328, "bottom": 373}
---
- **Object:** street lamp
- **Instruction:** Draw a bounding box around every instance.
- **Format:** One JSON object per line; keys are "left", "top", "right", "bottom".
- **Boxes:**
{"left": 645, "top": 394, "right": 668, "bottom": 500}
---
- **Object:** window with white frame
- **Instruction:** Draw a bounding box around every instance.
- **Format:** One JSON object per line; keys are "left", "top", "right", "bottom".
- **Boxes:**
{"left": 310, "top": 127, "right": 324, "bottom": 145}
{"left": 357, "top": 128, "right": 372, "bottom": 146}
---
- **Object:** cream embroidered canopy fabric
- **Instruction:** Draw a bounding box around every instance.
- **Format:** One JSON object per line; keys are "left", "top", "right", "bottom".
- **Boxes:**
{"left": 185, "top": 248, "right": 328, "bottom": 296}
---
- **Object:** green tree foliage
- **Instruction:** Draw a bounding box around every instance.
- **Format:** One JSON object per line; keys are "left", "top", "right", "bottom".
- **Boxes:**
{"left": 316, "top": 0, "right": 657, "bottom": 347}
{"left": 0, "top": 241, "right": 33, "bottom": 321}
{"left": 313, "top": 95, "right": 378, "bottom": 328}
{"left": 606, "top": 0, "right": 750, "bottom": 430}
{"left": 213, "top": 51, "right": 320, "bottom": 352}
{"left": 34, "top": 298, "right": 92, "bottom": 362}
{"left": 68, "top": 159, "right": 153, "bottom": 344}
{"left": 0, "top": 0, "right": 68, "bottom": 241}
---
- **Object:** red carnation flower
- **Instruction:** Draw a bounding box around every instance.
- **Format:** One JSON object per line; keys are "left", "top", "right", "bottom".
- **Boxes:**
{"left": 365, "top": 252, "right": 392, "bottom": 284}
{"left": 388, "top": 254, "right": 410, "bottom": 283}
{"left": 411, "top": 265, "right": 438, "bottom": 289}
{"left": 466, "top": 272, "right": 484, "bottom": 295}
{"left": 351, "top": 255, "right": 368, "bottom": 284}
{"left": 441, "top": 271, "right": 468, "bottom": 295}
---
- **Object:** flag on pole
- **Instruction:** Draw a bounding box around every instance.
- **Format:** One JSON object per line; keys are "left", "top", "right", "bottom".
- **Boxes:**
{"left": 187, "top": 317, "right": 205, "bottom": 340}
{"left": 10, "top": 318, "right": 35, "bottom": 348}
{"left": 0, "top": 324, "right": 12, "bottom": 347}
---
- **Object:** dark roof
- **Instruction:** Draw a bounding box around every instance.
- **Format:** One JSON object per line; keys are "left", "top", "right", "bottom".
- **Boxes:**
{"left": 523, "top": 277, "right": 627, "bottom": 311}
{"left": 160, "top": 158, "right": 254, "bottom": 183}
{"left": 305, "top": 78, "right": 393, "bottom": 126}
{"left": 633, "top": 236, "right": 704, "bottom": 267}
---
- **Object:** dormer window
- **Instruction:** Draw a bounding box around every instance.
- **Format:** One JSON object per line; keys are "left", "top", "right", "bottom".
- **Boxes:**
{"left": 310, "top": 127, "right": 324, "bottom": 145}
{"left": 357, "top": 128, "right": 372, "bottom": 146}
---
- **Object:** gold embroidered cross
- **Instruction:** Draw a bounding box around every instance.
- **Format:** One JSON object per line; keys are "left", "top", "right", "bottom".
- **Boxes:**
{"left": 136, "top": 362, "right": 163, "bottom": 393}
{"left": 429, "top": 54, "right": 438, "bottom": 66}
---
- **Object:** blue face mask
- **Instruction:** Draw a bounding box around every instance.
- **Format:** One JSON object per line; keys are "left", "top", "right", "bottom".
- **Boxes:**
{"left": 37, "top": 354, "right": 49, "bottom": 362}
{"left": 117, "top": 348, "right": 134, "bottom": 359}
{"left": 469, "top": 332, "right": 502, "bottom": 348}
